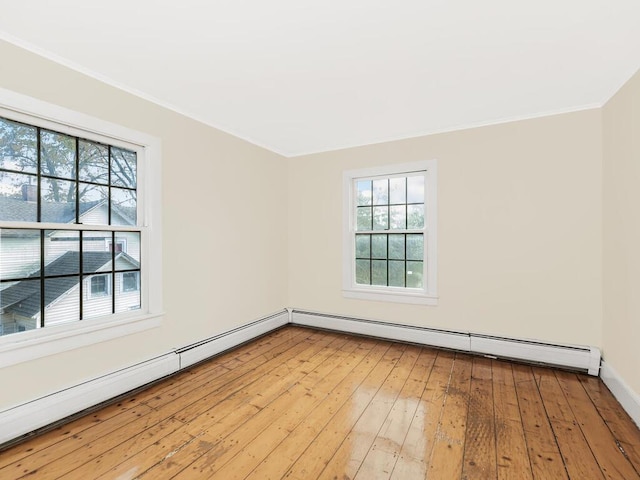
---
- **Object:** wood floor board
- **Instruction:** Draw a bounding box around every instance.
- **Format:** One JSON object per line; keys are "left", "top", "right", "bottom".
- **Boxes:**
{"left": 491, "top": 360, "right": 534, "bottom": 480}
{"left": 461, "top": 356, "right": 497, "bottom": 480}
{"left": 555, "top": 370, "right": 640, "bottom": 480}
{"left": 389, "top": 350, "right": 456, "bottom": 479}
{"left": 579, "top": 374, "right": 640, "bottom": 475}
{"left": 425, "top": 353, "right": 472, "bottom": 479}
{"left": 534, "top": 367, "right": 605, "bottom": 479}
{"left": 513, "top": 363, "right": 569, "bottom": 480}
{"left": 243, "top": 341, "right": 391, "bottom": 480}
{"left": 1, "top": 326, "right": 639, "bottom": 480}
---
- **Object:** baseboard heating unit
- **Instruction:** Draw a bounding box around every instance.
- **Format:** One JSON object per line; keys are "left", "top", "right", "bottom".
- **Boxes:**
{"left": 289, "top": 309, "right": 601, "bottom": 376}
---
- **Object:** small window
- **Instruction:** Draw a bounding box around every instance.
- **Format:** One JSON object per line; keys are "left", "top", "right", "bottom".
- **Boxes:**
{"left": 122, "top": 271, "right": 139, "bottom": 292}
{"left": 90, "top": 274, "right": 110, "bottom": 297}
{"left": 343, "top": 160, "right": 437, "bottom": 305}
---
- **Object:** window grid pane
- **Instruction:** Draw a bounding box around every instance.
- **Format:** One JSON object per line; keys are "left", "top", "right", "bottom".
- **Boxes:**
{"left": 0, "top": 114, "right": 142, "bottom": 337}
{"left": 353, "top": 172, "right": 425, "bottom": 289}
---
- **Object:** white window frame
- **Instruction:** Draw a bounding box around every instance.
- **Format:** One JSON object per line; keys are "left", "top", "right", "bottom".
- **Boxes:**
{"left": 0, "top": 87, "right": 163, "bottom": 368}
{"left": 342, "top": 160, "right": 438, "bottom": 305}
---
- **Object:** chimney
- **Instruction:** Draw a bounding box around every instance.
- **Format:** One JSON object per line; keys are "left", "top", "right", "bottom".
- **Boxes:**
{"left": 22, "top": 184, "right": 37, "bottom": 202}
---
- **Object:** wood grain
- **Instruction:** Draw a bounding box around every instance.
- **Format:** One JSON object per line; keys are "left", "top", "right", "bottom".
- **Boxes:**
{"left": 1, "top": 327, "right": 639, "bottom": 480}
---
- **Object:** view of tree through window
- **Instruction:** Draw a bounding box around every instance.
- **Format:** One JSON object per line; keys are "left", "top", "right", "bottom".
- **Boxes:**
{"left": 354, "top": 173, "right": 425, "bottom": 288}
{"left": 0, "top": 116, "right": 141, "bottom": 337}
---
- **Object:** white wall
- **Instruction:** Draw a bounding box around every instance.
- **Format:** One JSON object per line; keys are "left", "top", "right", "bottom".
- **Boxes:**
{"left": 288, "top": 110, "right": 603, "bottom": 347}
{"left": 0, "top": 40, "right": 289, "bottom": 409}
{"left": 603, "top": 68, "right": 640, "bottom": 397}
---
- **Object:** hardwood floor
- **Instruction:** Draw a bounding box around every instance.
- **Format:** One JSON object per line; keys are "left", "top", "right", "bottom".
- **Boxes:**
{"left": 1, "top": 326, "right": 639, "bottom": 479}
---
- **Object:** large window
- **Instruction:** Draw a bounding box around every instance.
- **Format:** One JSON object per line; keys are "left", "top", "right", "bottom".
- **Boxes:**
{"left": 0, "top": 115, "right": 141, "bottom": 333}
{"left": 343, "top": 160, "right": 437, "bottom": 305}
{"left": 0, "top": 88, "right": 162, "bottom": 367}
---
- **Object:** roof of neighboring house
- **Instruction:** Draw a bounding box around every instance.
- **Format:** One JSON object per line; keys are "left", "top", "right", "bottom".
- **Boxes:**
{"left": 0, "top": 250, "right": 139, "bottom": 318}
{"left": 0, "top": 196, "right": 135, "bottom": 228}
{"left": 0, "top": 196, "right": 102, "bottom": 223}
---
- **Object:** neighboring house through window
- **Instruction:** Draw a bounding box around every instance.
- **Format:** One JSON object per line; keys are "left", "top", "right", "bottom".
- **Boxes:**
{"left": 342, "top": 160, "right": 437, "bottom": 305}
{"left": 0, "top": 88, "right": 162, "bottom": 368}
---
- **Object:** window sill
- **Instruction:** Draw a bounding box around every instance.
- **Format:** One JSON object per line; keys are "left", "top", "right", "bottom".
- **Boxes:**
{"left": 343, "top": 288, "right": 438, "bottom": 305}
{"left": 0, "top": 312, "right": 164, "bottom": 369}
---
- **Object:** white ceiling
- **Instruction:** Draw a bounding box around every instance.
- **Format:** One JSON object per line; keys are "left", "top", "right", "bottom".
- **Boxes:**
{"left": 0, "top": 1, "right": 638, "bottom": 157}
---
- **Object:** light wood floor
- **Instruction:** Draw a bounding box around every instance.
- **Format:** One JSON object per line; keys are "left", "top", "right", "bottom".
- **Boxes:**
{"left": 1, "top": 326, "right": 639, "bottom": 479}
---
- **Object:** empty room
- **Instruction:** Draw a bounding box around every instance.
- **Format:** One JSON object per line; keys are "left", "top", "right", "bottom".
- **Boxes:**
{"left": 0, "top": 1, "right": 639, "bottom": 479}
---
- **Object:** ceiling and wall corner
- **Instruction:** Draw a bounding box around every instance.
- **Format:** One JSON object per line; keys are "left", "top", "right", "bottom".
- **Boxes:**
{"left": 0, "top": 0, "right": 638, "bottom": 157}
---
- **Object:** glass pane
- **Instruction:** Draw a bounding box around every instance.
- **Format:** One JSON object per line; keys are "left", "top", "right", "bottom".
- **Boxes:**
{"left": 78, "top": 140, "right": 109, "bottom": 185}
{"left": 111, "top": 147, "right": 137, "bottom": 188}
{"left": 116, "top": 232, "right": 141, "bottom": 269}
{"left": 0, "top": 117, "right": 37, "bottom": 173}
{"left": 0, "top": 172, "right": 37, "bottom": 221}
{"left": 372, "top": 206, "right": 388, "bottom": 230}
{"left": 82, "top": 234, "right": 113, "bottom": 275}
{"left": 406, "top": 234, "right": 424, "bottom": 261}
{"left": 389, "top": 260, "right": 405, "bottom": 287}
{"left": 78, "top": 183, "right": 108, "bottom": 225}
{"left": 40, "top": 130, "right": 76, "bottom": 180}
{"left": 372, "top": 260, "right": 387, "bottom": 286}
{"left": 355, "top": 234, "right": 370, "bottom": 258}
{"left": 44, "top": 276, "right": 80, "bottom": 326}
{"left": 41, "top": 178, "right": 76, "bottom": 223}
{"left": 0, "top": 229, "right": 40, "bottom": 280}
{"left": 388, "top": 234, "right": 405, "bottom": 260}
{"left": 45, "top": 230, "right": 79, "bottom": 276}
{"left": 389, "top": 205, "right": 406, "bottom": 230}
{"left": 407, "top": 205, "right": 425, "bottom": 229}
{"left": 372, "top": 179, "right": 388, "bottom": 205}
{"left": 407, "top": 175, "right": 424, "bottom": 204}
{"left": 0, "top": 279, "right": 40, "bottom": 335}
{"left": 371, "top": 234, "right": 387, "bottom": 259}
{"left": 355, "top": 259, "right": 370, "bottom": 285}
{"left": 356, "top": 180, "right": 372, "bottom": 206}
{"left": 111, "top": 188, "right": 137, "bottom": 226}
{"left": 83, "top": 274, "right": 113, "bottom": 319}
{"left": 356, "top": 206, "right": 372, "bottom": 231}
{"left": 116, "top": 272, "right": 141, "bottom": 314}
{"left": 406, "top": 261, "right": 424, "bottom": 288}
{"left": 389, "top": 177, "right": 406, "bottom": 204}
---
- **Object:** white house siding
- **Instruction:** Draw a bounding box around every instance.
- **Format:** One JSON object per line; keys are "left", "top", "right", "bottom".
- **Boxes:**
{"left": 0, "top": 235, "right": 40, "bottom": 279}
{"left": 44, "top": 273, "right": 140, "bottom": 325}
{"left": 44, "top": 284, "right": 80, "bottom": 326}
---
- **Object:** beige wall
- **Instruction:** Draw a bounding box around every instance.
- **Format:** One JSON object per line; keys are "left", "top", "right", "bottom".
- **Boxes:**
{"left": 288, "top": 110, "right": 603, "bottom": 347}
{"left": 0, "top": 41, "right": 289, "bottom": 409}
{"left": 603, "top": 68, "right": 640, "bottom": 396}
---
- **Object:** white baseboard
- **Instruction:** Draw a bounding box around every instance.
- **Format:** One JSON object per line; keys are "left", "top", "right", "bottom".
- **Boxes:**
{"left": 290, "top": 309, "right": 601, "bottom": 375}
{"left": 176, "top": 310, "right": 289, "bottom": 369}
{"left": 600, "top": 361, "right": 640, "bottom": 428}
{"left": 0, "top": 309, "right": 288, "bottom": 446}
{"left": 0, "top": 354, "right": 178, "bottom": 446}
{"left": 291, "top": 310, "right": 470, "bottom": 351}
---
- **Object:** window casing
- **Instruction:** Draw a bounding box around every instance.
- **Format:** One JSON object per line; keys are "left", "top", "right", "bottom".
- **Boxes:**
{"left": 343, "top": 160, "right": 437, "bottom": 305}
{"left": 0, "top": 87, "right": 162, "bottom": 368}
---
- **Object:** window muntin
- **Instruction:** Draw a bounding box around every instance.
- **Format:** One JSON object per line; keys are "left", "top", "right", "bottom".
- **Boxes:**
{"left": 343, "top": 160, "right": 437, "bottom": 305}
{"left": 354, "top": 174, "right": 425, "bottom": 289}
{"left": 0, "top": 114, "right": 142, "bottom": 337}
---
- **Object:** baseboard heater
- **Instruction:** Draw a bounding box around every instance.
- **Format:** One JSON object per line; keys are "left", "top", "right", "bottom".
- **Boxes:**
{"left": 290, "top": 309, "right": 601, "bottom": 376}
{"left": 0, "top": 309, "right": 289, "bottom": 447}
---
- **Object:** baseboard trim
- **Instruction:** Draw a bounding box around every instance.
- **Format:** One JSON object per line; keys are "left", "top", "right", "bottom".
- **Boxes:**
{"left": 176, "top": 310, "right": 289, "bottom": 369}
{"left": 291, "top": 309, "right": 470, "bottom": 351}
{"left": 600, "top": 361, "right": 640, "bottom": 428}
{"left": 0, "top": 309, "right": 289, "bottom": 447}
{"left": 0, "top": 354, "right": 178, "bottom": 446}
{"left": 290, "top": 309, "right": 601, "bottom": 375}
